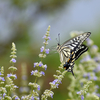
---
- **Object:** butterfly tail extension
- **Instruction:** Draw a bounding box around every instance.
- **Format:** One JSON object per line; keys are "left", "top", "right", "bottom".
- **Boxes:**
{"left": 68, "top": 64, "right": 76, "bottom": 79}
{"left": 71, "top": 68, "right": 76, "bottom": 79}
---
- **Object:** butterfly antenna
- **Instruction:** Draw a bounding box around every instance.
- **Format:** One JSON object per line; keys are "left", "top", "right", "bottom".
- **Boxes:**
{"left": 56, "top": 33, "right": 60, "bottom": 45}
{"left": 58, "top": 33, "right": 60, "bottom": 44}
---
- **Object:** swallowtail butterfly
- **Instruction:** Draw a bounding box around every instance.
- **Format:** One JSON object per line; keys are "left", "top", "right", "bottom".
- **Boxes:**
{"left": 56, "top": 32, "right": 91, "bottom": 77}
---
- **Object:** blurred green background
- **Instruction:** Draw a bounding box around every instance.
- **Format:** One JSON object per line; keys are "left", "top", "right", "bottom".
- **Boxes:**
{"left": 0, "top": 0, "right": 100, "bottom": 99}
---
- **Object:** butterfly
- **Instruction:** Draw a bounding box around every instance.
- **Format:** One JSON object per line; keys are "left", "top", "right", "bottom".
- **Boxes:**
{"left": 56, "top": 32, "right": 91, "bottom": 77}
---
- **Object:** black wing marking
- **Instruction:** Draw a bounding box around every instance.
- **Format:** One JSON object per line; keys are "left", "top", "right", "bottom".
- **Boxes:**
{"left": 74, "top": 44, "right": 88, "bottom": 61}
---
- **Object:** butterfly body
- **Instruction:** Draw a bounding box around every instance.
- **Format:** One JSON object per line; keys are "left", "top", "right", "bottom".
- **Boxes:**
{"left": 57, "top": 32, "right": 91, "bottom": 77}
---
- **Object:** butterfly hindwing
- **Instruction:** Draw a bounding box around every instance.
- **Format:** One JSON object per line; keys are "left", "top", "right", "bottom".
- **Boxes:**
{"left": 74, "top": 44, "right": 88, "bottom": 61}
{"left": 63, "top": 44, "right": 88, "bottom": 77}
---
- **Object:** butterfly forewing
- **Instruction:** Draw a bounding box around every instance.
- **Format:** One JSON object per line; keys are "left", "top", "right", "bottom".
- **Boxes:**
{"left": 61, "top": 32, "right": 91, "bottom": 51}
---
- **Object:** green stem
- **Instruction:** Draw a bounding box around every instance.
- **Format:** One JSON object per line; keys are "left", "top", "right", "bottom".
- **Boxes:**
{"left": 34, "top": 77, "right": 38, "bottom": 83}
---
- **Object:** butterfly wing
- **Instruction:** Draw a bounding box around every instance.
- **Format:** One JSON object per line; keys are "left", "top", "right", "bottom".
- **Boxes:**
{"left": 74, "top": 44, "right": 88, "bottom": 61}
{"left": 61, "top": 32, "right": 91, "bottom": 51}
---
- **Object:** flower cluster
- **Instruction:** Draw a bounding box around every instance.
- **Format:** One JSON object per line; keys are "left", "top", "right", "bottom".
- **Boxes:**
{"left": 30, "top": 25, "right": 50, "bottom": 79}
{"left": 0, "top": 76, "right": 5, "bottom": 81}
{"left": 80, "top": 55, "right": 91, "bottom": 62}
{"left": 12, "top": 95, "right": 20, "bottom": 100}
{"left": 0, "top": 66, "right": 6, "bottom": 99}
{"left": 27, "top": 26, "right": 51, "bottom": 100}
{"left": 41, "top": 90, "right": 54, "bottom": 100}
{"left": 0, "top": 43, "right": 18, "bottom": 99}
{"left": 0, "top": 70, "right": 5, "bottom": 82}
{"left": 7, "top": 73, "right": 17, "bottom": 80}
{"left": 41, "top": 64, "right": 67, "bottom": 100}
{"left": 31, "top": 70, "right": 45, "bottom": 77}
{"left": 29, "top": 82, "right": 40, "bottom": 91}
{"left": 5, "top": 43, "right": 18, "bottom": 98}
{"left": 40, "top": 46, "right": 50, "bottom": 54}
{"left": 10, "top": 42, "right": 17, "bottom": 63}
{"left": 39, "top": 26, "right": 50, "bottom": 58}
{"left": 34, "top": 62, "right": 47, "bottom": 70}
{"left": 31, "top": 62, "right": 47, "bottom": 77}
{"left": 49, "top": 79, "right": 61, "bottom": 89}
{"left": 21, "top": 93, "right": 39, "bottom": 100}
{"left": 83, "top": 72, "right": 97, "bottom": 81}
{"left": 77, "top": 81, "right": 92, "bottom": 100}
